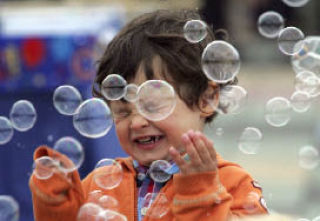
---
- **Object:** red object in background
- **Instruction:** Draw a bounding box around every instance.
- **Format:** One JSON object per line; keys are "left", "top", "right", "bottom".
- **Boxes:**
{"left": 22, "top": 39, "right": 46, "bottom": 68}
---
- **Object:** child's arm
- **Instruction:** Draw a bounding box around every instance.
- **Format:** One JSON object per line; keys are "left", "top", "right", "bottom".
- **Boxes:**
{"left": 29, "top": 146, "right": 85, "bottom": 221}
{"left": 168, "top": 131, "right": 268, "bottom": 220}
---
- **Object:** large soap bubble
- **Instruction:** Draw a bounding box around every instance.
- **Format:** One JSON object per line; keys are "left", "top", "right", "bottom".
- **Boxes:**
{"left": 0, "top": 116, "right": 14, "bottom": 145}
{"left": 282, "top": 0, "right": 310, "bottom": 7}
{"left": 298, "top": 145, "right": 319, "bottom": 170}
{"left": 278, "top": 27, "right": 305, "bottom": 55}
{"left": 0, "top": 195, "right": 19, "bottom": 221}
{"left": 217, "top": 85, "right": 247, "bottom": 115}
{"left": 53, "top": 136, "right": 85, "bottom": 173}
{"left": 141, "top": 193, "right": 170, "bottom": 219}
{"left": 258, "top": 11, "right": 284, "bottom": 39}
{"left": 295, "top": 71, "right": 320, "bottom": 98}
{"left": 136, "top": 80, "right": 176, "bottom": 121}
{"left": 73, "top": 98, "right": 113, "bottom": 138}
{"left": 265, "top": 97, "right": 291, "bottom": 127}
{"left": 149, "top": 160, "right": 172, "bottom": 183}
{"left": 53, "top": 85, "right": 82, "bottom": 116}
{"left": 101, "top": 74, "right": 127, "bottom": 100}
{"left": 202, "top": 40, "right": 240, "bottom": 83}
{"left": 93, "top": 159, "right": 123, "bottom": 190}
{"left": 183, "top": 19, "right": 208, "bottom": 43}
{"left": 238, "top": 127, "right": 263, "bottom": 155}
{"left": 9, "top": 100, "right": 37, "bottom": 132}
{"left": 291, "top": 36, "right": 320, "bottom": 78}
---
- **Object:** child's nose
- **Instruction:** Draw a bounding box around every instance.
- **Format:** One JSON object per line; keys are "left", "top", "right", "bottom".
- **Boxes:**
{"left": 130, "top": 114, "right": 149, "bottom": 130}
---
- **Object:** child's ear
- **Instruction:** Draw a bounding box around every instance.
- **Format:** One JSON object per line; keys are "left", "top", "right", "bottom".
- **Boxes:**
{"left": 199, "top": 81, "right": 220, "bottom": 117}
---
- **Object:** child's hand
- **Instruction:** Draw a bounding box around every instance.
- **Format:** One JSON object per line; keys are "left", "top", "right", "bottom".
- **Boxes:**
{"left": 169, "top": 130, "right": 218, "bottom": 176}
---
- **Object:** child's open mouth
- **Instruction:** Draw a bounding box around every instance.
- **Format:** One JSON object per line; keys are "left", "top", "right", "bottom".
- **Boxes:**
{"left": 134, "top": 135, "right": 165, "bottom": 150}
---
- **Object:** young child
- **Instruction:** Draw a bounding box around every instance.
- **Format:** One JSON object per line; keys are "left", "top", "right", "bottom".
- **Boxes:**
{"left": 29, "top": 9, "right": 269, "bottom": 221}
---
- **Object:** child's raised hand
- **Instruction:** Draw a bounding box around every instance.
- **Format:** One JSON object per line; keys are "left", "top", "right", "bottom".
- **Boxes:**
{"left": 169, "top": 130, "right": 218, "bottom": 175}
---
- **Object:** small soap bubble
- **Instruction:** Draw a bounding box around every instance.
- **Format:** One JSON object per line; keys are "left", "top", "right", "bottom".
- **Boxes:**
{"left": 278, "top": 27, "right": 305, "bottom": 55}
{"left": 53, "top": 85, "right": 82, "bottom": 116}
{"left": 101, "top": 74, "right": 127, "bottom": 100}
{"left": 47, "top": 134, "right": 54, "bottom": 142}
{"left": 0, "top": 195, "right": 19, "bottom": 221}
{"left": 77, "top": 203, "right": 103, "bottom": 221}
{"left": 0, "top": 116, "right": 14, "bottom": 145}
{"left": 258, "top": 11, "right": 284, "bottom": 39}
{"left": 290, "top": 91, "right": 311, "bottom": 113}
{"left": 282, "top": 0, "right": 310, "bottom": 7}
{"left": 96, "top": 209, "right": 127, "bottom": 221}
{"left": 149, "top": 160, "right": 172, "bottom": 183}
{"left": 298, "top": 145, "right": 319, "bottom": 170}
{"left": 183, "top": 19, "right": 208, "bottom": 43}
{"left": 141, "top": 193, "right": 170, "bottom": 219}
{"left": 202, "top": 40, "right": 240, "bottom": 83}
{"left": 136, "top": 80, "right": 176, "bottom": 121}
{"left": 242, "top": 192, "right": 260, "bottom": 214}
{"left": 53, "top": 136, "right": 85, "bottom": 173}
{"left": 73, "top": 98, "right": 113, "bottom": 138}
{"left": 124, "top": 83, "right": 138, "bottom": 102}
{"left": 32, "top": 156, "right": 57, "bottom": 180}
{"left": 295, "top": 71, "right": 320, "bottom": 98}
{"left": 9, "top": 100, "right": 37, "bottom": 132}
{"left": 216, "top": 127, "right": 224, "bottom": 136}
{"left": 93, "top": 159, "right": 123, "bottom": 190}
{"left": 238, "top": 127, "right": 263, "bottom": 155}
{"left": 98, "top": 195, "right": 119, "bottom": 211}
{"left": 216, "top": 85, "right": 247, "bottom": 115}
{"left": 265, "top": 97, "right": 291, "bottom": 127}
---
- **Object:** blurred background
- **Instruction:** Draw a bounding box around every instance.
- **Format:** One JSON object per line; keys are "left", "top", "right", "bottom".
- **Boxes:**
{"left": 0, "top": 0, "right": 319, "bottom": 220}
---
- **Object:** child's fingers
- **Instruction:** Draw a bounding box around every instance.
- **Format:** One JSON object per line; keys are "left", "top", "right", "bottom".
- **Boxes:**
{"left": 182, "top": 132, "right": 202, "bottom": 167}
{"left": 169, "top": 146, "right": 187, "bottom": 172}
{"left": 191, "top": 131, "right": 212, "bottom": 164}
{"left": 199, "top": 133, "right": 217, "bottom": 162}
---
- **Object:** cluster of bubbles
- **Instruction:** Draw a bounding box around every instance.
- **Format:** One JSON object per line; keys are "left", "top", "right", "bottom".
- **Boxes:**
{"left": 0, "top": 100, "right": 37, "bottom": 145}
{"left": 53, "top": 85, "right": 113, "bottom": 139}
{"left": 32, "top": 136, "right": 84, "bottom": 180}
{"left": 101, "top": 75, "right": 177, "bottom": 122}
{"left": 0, "top": 195, "right": 19, "bottom": 221}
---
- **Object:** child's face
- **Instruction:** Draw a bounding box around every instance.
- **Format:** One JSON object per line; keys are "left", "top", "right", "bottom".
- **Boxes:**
{"left": 109, "top": 60, "right": 207, "bottom": 166}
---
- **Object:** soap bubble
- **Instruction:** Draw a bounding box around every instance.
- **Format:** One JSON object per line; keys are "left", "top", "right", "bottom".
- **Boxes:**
{"left": 216, "top": 127, "right": 224, "bottom": 136}
{"left": 217, "top": 85, "right": 247, "bottom": 115}
{"left": 149, "top": 160, "right": 172, "bottom": 183}
{"left": 87, "top": 190, "right": 119, "bottom": 211}
{"left": 258, "top": 11, "right": 284, "bottom": 39}
{"left": 265, "top": 97, "right": 291, "bottom": 127}
{"left": 202, "top": 40, "right": 240, "bottom": 83}
{"left": 238, "top": 127, "right": 263, "bottom": 155}
{"left": 9, "top": 100, "right": 37, "bottom": 132}
{"left": 93, "top": 159, "right": 123, "bottom": 190}
{"left": 242, "top": 192, "right": 261, "bottom": 214}
{"left": 96, "top": 209, "right": 127, "bottom": 221}
{"left": 295, "top": 71, "right": 320, "bottom": 98}
{"left": 73, "top": 98, "right": 113, "bottom": 138}
{"left": 53, "top": 136, "right": 84, "bottom": 173}
{"left": 298, "top": 145, "right": 319, "bottom": 170}
{"left": 136, "top": 80, "right": 176, "bottom": 121}
{"left": 124, "top": 84, "right": 138, "bottom": 102}
{"left": 282, "top": 0, "right": 310, "bottom": 7}
{"left": 141, "top": 193, "right": 170, "bottom": 219}
{"left": 290, "top": 91, "right": 312, "bottom": 113}
{"left": 77, "top": 203, "right": 103, "bottom": 221}
{"left": 0, "top": 195, "right": 19, "bottom": 221}
{"left": 32, "top": 156, "right": 57, "bottom": 180}
{"left": 291, "top": 36, "right": 320, "bottom": 77}
{"left": 0, "top": 116, "right": 14, "bottom": 145}
{"left": 101, "top": 74, "right": 127, "bottom": 100}
{"left": 278, "top": 27, "right": 304, "bottom": 55}
{"left": 53, "top": 85, "right": 82, "bottom": 116}
{"left": 183, "top": 19, "right": 208, "bottom": 43}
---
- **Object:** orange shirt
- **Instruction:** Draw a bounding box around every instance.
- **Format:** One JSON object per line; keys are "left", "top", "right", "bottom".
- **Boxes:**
{"left": 29, "top": 146, "right": 268, "bottom": 221}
